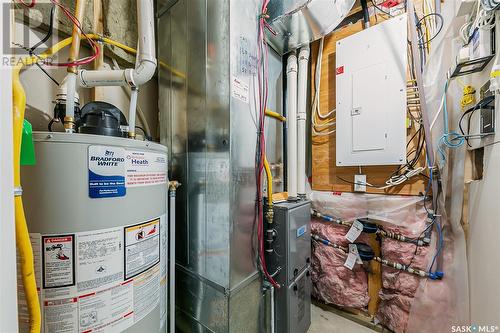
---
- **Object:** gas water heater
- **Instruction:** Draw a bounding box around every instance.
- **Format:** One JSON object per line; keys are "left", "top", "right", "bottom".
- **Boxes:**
{"left": 19, "top": 132, "right": 168, "bottom": 333}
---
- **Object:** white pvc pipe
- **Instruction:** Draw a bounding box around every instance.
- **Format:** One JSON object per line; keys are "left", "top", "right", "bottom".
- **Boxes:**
{"left": 270, "top": 285, "right": 275, "bottom": 333}
{"left": 169, "top": 186, "right": 177, "bottom": 333}
{"left": 78, "top": 0, "right": 157, "bottom": 88}
{"left": 128, "top": 88, "right": 139, "bottom": 137}
{"left": 297, "top": 47, "right": 309, "bottom": 197}
{"left": 286, "top": 54, "right": 298, "bottom": 199}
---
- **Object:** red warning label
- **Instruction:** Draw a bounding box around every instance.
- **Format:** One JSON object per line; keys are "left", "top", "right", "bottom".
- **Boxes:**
{"left": 42, "top": 234, "right": 75, "bottom": 289}
{"left": 124, "top": 219, "right": 160, "bottom": 279}
{"left": 336, "top": 66, "right": 344, "bottom": 75}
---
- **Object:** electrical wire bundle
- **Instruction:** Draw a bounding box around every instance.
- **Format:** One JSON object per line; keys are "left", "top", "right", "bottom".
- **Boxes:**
{"left": 461, "top": 0, "right": 497, "bottom": 45}
{"left": 254, "top": 0, "right": 279, "bottom": 289}
{"left": 481, "top": 0, "right": 500, "bottom": 11}
{"left": 15, "top": 0, "right": 100, "bottom": 68}
{"left": 311, "top": 37, "right": 336, "bottom": 137}
{"left": 436, "top": 79, "right": 491, "bottom": 162}
{"left": 458, "top": 94, "right": 496, "bottom": 147}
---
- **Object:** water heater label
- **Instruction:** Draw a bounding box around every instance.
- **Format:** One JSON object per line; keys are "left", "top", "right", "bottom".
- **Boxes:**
{"left": 42, "top": 235, "right": 75, "bottom": 289}
{"left": 88, "top": 145, "right": 126, "bottom": 198}
{"left": 124, "top": 218, "right": 161, "bottom": 279}
{"left": 125, "top": 150, "right": 167, "bottom": 187}
{"left": 19, "top": 216, "right": 166, "bottom": 333}
{"left": 77, "top": 227, "right": 123, "bottom": 293}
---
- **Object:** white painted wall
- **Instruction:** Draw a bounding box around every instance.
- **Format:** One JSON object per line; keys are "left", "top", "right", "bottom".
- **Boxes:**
{"left": 0, "top": 2, "right": 19, "bottom": 332}
{"left": 468, "top": 143, "right": 500, "bottom": 326}
{"left": 467, "top": 13, "right": 500, "bottom": 326}
{"left": 422, "top": 1, "right": 500, "bottom": 327}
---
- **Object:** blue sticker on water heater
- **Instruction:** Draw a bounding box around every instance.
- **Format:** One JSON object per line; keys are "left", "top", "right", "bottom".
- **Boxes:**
{"left": 296, "top": 225, "right": 307, "bottom": 238}
{"left": 88, "top": 146, "right": 126, "bottom": 198}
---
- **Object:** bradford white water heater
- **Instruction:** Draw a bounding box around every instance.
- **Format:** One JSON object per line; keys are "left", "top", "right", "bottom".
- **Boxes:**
{"left": 19, "top": 132, "right": 168, "bottom": 333}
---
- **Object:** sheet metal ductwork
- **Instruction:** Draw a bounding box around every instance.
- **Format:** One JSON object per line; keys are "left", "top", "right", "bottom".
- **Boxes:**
{"left": 266, "top": 0, "right": 356, "bottom": 54}
{"left": 157, "top": 0, "right": 284, "bottom": 331}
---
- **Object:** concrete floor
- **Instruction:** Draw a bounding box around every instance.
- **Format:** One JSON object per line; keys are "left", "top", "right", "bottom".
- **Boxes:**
{"left": 308, "top": 305, "right": 375, "bottom": 333}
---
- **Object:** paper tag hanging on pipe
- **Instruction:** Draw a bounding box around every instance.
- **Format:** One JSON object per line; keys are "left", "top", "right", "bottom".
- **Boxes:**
{"left": 344, "top": 244, "right": 363, "bottom": 270}
{"left": 343, "top": 252, "right": 357, "bottom": 270}
{"left": 345, "top": 220, "right": 363, "bottom": 243}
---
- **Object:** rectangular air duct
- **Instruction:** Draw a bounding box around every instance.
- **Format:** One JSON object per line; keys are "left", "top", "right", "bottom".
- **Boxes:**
{"left": 157, "top": 0, "right": 284, "bottom": 331}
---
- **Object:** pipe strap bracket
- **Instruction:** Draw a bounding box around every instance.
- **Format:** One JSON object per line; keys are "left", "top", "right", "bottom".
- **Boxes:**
{"left": 14, "top": 186, "right": 23, "bottom": 197}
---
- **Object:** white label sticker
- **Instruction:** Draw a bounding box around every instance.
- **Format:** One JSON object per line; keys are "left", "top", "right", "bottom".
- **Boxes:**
{"left": 133, "top": 264, "right": 160, "bottom": 323}
{"left": 231, "top": 76, "right": 249, "bottom": 103}
{"left": 78, "top": 281, "right": 134, "bottom": 332}
{"left": 124, "top": 219, "right": 161, "bottom": 279}
{"left": 42, "top": 235, "right": 75, "bottom": 288}
{"left": 77, "top": 227, "right": 123, "bottom": 292}
{"left": 19, "top": 216, "right": 165, "bottom": 333}
{"left": 125, "top": 151, "right": 167, "bottom": 188}
{"left": 344, "top": 244, "right": 362, "bottom": 270}
{"left": 44, "top": 297, "right": 78, "bottom": 333}
{"left": 345, "top": 220, "right": 364, "bottom": 243}
{"left": 343, "top": 252, "right": 357, "bottom": 270}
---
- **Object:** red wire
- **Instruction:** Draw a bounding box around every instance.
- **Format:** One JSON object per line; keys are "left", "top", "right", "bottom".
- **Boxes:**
{"left": 45, "top": 0, "right": 100, "bottom": 67}
{"left": 17, "top": 0, "right": 36, "bottom": 8}
{"left": 256, "top": 0, "right": 280, "bottom": 289}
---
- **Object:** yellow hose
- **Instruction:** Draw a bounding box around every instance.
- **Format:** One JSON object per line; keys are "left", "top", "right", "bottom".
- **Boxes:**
{"left": 263, "top": 109, "right": 285, "bottom": 214}
{"left": 20, "top": 34, "right": 186, "bottom": 79}
{"left": 265, "top": 109, "right": 286, "bottom": 122}
{"left": 264, "top": 156, "right": 273, "bottom": 209}
{"left": 98, "top": 35, "right": 186, "bottom": 79}
{"left": 13, "top": 65, "right": 41, "bottom": 333}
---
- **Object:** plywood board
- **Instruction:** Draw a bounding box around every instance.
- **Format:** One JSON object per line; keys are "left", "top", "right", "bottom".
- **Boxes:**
{"left": 311, "top": 17, "right": 427, "bottom": 196}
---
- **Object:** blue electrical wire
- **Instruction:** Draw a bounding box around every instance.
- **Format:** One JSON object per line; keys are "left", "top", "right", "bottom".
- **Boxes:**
{"left": 428, "top": 211, "right": 443, "bottom": 271}
{"left": 438, "top": 80, "right": 466, "bottom": 164}
{"left": 423, "top": 166, "right": 444, "bottom": 279}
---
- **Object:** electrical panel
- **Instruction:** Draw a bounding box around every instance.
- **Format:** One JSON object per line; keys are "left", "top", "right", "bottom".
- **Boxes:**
{"left": 335, "top": 15, "right": 408, "bottom": 166}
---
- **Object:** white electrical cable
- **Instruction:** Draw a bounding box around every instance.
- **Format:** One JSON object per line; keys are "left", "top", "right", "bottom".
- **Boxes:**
{"left": 476, "top": 8, "right": 496, "bottom": 30}
{"left": 347, "top": 166, "right": 427, "bottom": 190}
{"left": 481, "top": 0, "right": 500, "bottom": 11}
{"left": 312, "top": 38, "right": 336, "bottom": 136}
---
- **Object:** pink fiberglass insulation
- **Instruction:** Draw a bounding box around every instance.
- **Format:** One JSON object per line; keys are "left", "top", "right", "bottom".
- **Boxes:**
{"left": 376, "top": 234, "right": 431, "bottom": 332}
{"left": 310, "top": 191, "right": 434, "bottom": 332}
{"left": 381, "top": 238, "right": 430, "bottom": 296}
{"left": 311, "top": 219, "right": 369, "bottom": 309}
{"left": 377, "top": 292, "right": 413, "bottom": 333}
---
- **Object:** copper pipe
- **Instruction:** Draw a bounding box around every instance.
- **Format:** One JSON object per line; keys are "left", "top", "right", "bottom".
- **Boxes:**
{"left": 67, "top": 0, "right": 86, "bottom": 74}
